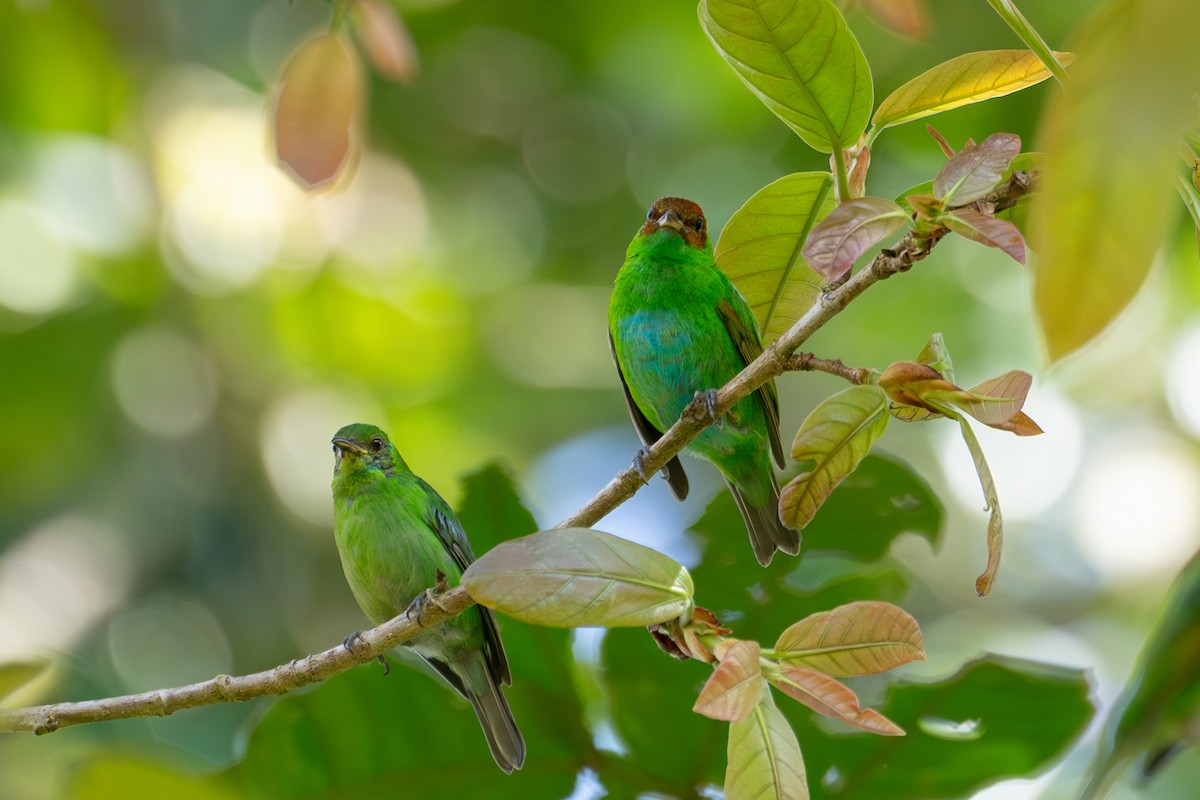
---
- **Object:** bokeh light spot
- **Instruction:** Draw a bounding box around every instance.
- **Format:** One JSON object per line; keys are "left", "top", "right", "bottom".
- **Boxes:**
{"left": 110, "top": 326, "right": 219, "bottom": 438}
{"left": 0, "top": 199, "right": 77, "bottom": 315}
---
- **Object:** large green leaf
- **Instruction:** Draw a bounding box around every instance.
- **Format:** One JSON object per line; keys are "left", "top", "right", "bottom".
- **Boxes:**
{"left": 462, "top": 528, "right": 693, "bottom": 627}
{"left": 1031, "top": 0, "right": 1200, "bottom": 362}
{"left": 800, "top": 452, "right": 943, "bottom": 561}
{"left": 726, "top": 686, "right": 809, "bottom": 800}
{"left": 780, "top": 385, "right": 890, "bottom": 531}
{"left": 73, "top": 758, "right": 240, "bottom": 800}
{"left": 603, "top": 627, "right": 727, "bottom": 791}
{"left": 715, "top": 172, "right": 835, "bottom": 344}
{"left": 792, "top": 655, "right": 1094, "bottom": 800}
{"left": 872, "top": 50, "right": 1074, "bottom": 132}
{"left": 230, "top": 665, "right": 579, "bottom": 798}
{"left": 699, "top": 0, "right": 872, "bottom": 153}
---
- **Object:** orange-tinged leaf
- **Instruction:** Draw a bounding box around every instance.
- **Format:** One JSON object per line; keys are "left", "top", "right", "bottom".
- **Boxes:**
{"left": 770, "top": 667, "right": 905, "bottom": 735}
{"left": 725, "top": 689, "right": 808, "bottom": 800}
{"left": 272, "top": 33, "right": 362, "bottom": 190}
{"left": 960, "top": 370, "right": 1032, "bottom": 425}
{"left": 943, "top": 209, "right": 1027, "bottom": 264}
{"left": 801, "top": 197, "right": 908, "bottom": 281}
{"left": 859, "top": 0, "right": 929, "bottom": 40}
{"left": 877, "top": 361, "right": 953, "bottom": 414}
{"left": 934, "top": 133, "right": 1021, "bottom": 205}
{"left": 694, "top": 640, "right": 763, "bottom": 722}
{"left": 1032, "top": 0, "right": 1200, "bottom": 362}
{"left": 872, "top": 50, "right": 1074, "bottom": 131}
{"left": 461, "top": 528, "right": 693, "bottom": 627}
{"left": 990, "top": 410, "right": 1043, "bottom": 437}
{"left": 774, "top": 600, "right": 926, "bottom": 677}
{"left": 351, "top": 0, "right": 418, "bottom": 84}
{"left": 780, "top": 385, "right": 889, "bottom": 530}
{"left": 715, "top": 172, "right": 835, "bottom": 343}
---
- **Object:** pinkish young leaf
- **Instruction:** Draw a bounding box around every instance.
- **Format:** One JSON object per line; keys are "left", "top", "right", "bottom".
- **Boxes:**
{"left": 943, "top": 209, "right": 1027, "bottom": 264}
{"left": 960, "top": 370, "right": 1033, "bottom": 425}
{"left": 771, "top": 667, "right": 905, "bottom": 736}
{"left": 802, "top": 197, "right": 908, "bottom": 280}
{"left": 351, "top": 0, "right": 419, "bottom": 84}
{"left": 272, "top": 33, "right": 362, "bottom": 191}
{"left": 933, "top": 132, "right": 1021, "bottom": 205}
{"left": 774, "top": 601, "right": 926, "bottom": 677}
{"left": 694, "top": 640, "right": 764, "bottom": 722}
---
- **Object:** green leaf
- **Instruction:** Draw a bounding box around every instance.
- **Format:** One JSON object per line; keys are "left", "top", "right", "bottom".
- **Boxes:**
{"left": 695, "top": 640, "right": 764, "bottom": 722}
{"left": 773, "top": 601, "right": 926, "bottom": 677}
{"left": 698, "top": 0, "right": 872, "bottom": 153}
{"left": 915, "top": 332, "right": 955, "bottom": 383}
{"left": 952, "top": 414, "right": 1003, "bottom": 597}
{"left": 933, "top": 132, "right": 1021, "bottom": 205}
{"left": 769, "top": 667, "right": 904, "bottom": 735}
{"left": 801, "top": 198, "right": 908, "bottom": 281}
{"left": 230, "top": 664, "right": 581, "bottom": 798}
{"left": 73, "top": 758, "right": 239, "bottom": 800}
{"left": 715, "top": 172, "right": 836, "bottom": 344}
{"left": 0, "top": 660, "right": 52, "bottom": 707}
{"left": 780, "top": 385, "right": 890, "bottom": 531}
{"left": 603, "top": 627, "right": 727, "bottom": 790}
{"left": 462, "top": 528, "right": 693, "bottom": 627}
{"left": 800, "top": 453, "right": 943, "bottom": 561}
{"left": 943, "top": 209, "right": 1027, "bottom": 264}
{"left": 726, "top": 687, "right": 809, "bottom": 800}
{"left": 871, "top": 49, "right": 1074, "bottom": 132}
{"left": 1031, "top": 0, "right": 1200, "bottom": 362}
{"left": 794, "top": 655, "right": 1094, "bottom": 800}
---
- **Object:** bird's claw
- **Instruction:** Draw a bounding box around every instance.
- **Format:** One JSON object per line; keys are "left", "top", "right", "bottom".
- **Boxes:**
{"left": 405, "top": 573, "right": 449, "bottom": 628}
{"left": 375, "top": 654, "right": 391, "bottom": 676}
{"left": 695, "top": 389, "right": 723, "bottom": 429}
{"left": 632, "top": 446, "right": 652, "bottom": 484}
{"left": 343, "top": 630, "right": 367, "bottom": 654}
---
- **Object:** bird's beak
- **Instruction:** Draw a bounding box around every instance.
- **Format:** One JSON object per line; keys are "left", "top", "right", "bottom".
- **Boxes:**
{"left": 655, "top": 209, "right": 684, "bottom": 233}
{"left": 332, "top": 437, "right": 367, "bottom": 456}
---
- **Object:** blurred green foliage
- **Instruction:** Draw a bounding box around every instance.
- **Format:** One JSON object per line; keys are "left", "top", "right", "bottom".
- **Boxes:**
{"left": 3, "top": 0, "right": 1200, "bottom": 798}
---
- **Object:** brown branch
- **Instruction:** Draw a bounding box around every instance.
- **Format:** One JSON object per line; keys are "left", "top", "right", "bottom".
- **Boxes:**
{"left": 0, "top": 170, "right": 1035, "bottom": 734}
{"left": 0, "top": 586, "right": 474, "bottom": 735}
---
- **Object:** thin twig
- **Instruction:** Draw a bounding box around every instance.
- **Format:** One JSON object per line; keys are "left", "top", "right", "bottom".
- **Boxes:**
{"left": 0, "top": 587, "right": 474, "bottom": 734}
{"left": 0, "top": 171, "right": 1035, "bottom": 733}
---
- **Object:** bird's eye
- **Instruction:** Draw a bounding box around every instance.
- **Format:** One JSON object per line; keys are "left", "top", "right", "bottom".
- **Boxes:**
{"left": 690, "top": 217, "right": 704, "bottom": 232}
{"left": 369, "top": 437, "right": 384, "bottom": 453}
{"left": 646, "top": 206, "right": 656, "bottom": 221}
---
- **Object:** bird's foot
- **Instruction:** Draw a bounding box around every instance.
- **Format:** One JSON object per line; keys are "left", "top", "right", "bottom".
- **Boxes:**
{"left": 405, "top": 571, "right": 450, "bottom": 627}
{"left": 375, "top": 655, "right": 391, "bottom": 676}
{"left": 632, "top": 446, "right": 653, "bottom": 484}
{"left": 343, "top": 630, "right": 367, "bottom": 654}
{"left": 695, "top": 389, "right": 723, "bottom": 429}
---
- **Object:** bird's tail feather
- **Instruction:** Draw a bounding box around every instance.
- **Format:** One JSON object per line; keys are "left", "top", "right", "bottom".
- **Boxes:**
{"left": 726, "top": 477, "right": 800, "bottom": 566}
{"left": 466, "top": 671, "right": 526, "bottom": 774}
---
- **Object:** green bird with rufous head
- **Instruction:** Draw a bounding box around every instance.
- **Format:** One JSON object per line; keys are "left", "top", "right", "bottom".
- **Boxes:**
{"left": 330, "top": 423, "right": 524, "bottom": 773}
{"left": 608, "top": 196, "right": 799, "bottom": 566}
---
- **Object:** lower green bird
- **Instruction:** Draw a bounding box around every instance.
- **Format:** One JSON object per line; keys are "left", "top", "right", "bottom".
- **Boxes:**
{"left": 608, "top": 196, "right": 799, "bottom": 565}
{"left": 1079, "top": 548, "right": 1200, "bottom": 798}
{"left": 330, "top": 423, "right": 525, "bottom": 773}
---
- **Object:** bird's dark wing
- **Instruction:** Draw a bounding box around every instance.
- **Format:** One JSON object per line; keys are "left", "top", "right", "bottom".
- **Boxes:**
{"left": 716, "top": 297, "right": 785, "bottom": 468}
{"left": 429, "top": 497, "right": 512, "bottom": 686}
{"left": 608, "top": 332, "right": 689, "bottom": 501}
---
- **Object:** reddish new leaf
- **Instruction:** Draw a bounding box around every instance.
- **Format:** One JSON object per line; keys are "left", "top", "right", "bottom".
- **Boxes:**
{"left": 943, "top": 209, "right": 1027, "bottom": 264}
{"left": 771, "top": 667, "right": 905, "bottom": 735}
{"left": 933, "top": 132, "right": 1021, "bottom": 205}
{"left": 351, "top": 0, "right": 418, "bottom": 84}
{"left": 694, "top": 640, "right": 763, "bottom": 722}
{"left": 774, "top": 601, "right": 926, "bottom": 677}
{"left": 272, "top": 34, "right": 362, "bottom": 190}
{"left": 801, "top": 197, "right": 908, "bottom": 280}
